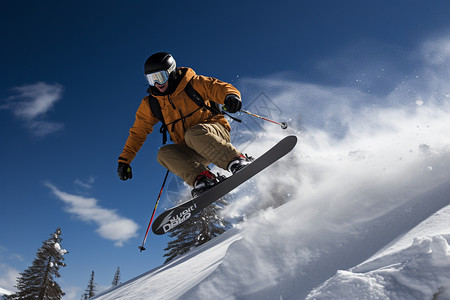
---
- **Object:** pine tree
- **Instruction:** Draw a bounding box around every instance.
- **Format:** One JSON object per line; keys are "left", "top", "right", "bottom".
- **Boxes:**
{"left": 163, "top": 198, "right": 231, "bottom": 263}
{"left": 81, "top": 271, "right": 96, "bottom": 300}
{"left": 111, "top": 267, "right": 121, "bottom": 287}
{"left": 81, "top": 271, "right": 97, "bottom": 300}
{"left": 7, "top": 228, "right": 68, "bottom": 300}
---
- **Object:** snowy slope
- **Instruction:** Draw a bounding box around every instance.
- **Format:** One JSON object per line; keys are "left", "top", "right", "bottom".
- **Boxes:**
{"left": 93, "top": 230, "right": 242, "bottom": 299}
{"left": 93, "top": 181, "right": 450, "bottom": 300}
{"left": 93, "top": 54, "right": 450, "bottom": 299}
{"left": 0, "top": 287, "right": 12, "bottom": 299}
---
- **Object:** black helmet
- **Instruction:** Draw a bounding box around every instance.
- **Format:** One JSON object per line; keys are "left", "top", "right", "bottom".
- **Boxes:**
{"left": 144, "top": 52, "right": 176, "bottom": 75}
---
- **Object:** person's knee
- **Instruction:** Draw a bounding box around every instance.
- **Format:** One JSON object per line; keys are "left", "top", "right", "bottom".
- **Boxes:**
{"left": 157, "top": 146, "right": 171, "bottom": 165}
{"left": 156, "top": 149, "right": 164, "bottom": 165}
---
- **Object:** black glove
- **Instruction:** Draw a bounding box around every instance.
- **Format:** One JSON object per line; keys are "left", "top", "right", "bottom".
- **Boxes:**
{"left": 117, "top": 162, "right": 132, "bottom": 181}
{"left": 223, "top": 94, "right": 242, "bottom": 113}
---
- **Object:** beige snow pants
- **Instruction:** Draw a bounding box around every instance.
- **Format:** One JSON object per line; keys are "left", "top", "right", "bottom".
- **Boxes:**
{"left": 157, "top": 123, "right": 241, "bottom": 186}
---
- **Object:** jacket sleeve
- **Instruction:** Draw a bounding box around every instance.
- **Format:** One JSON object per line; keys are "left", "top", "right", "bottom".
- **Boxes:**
{"left": 191, "top": 75, "right": 241, "bottom": 105}
{"left": 118, "top": 97, "right": 159, "bottom": 164}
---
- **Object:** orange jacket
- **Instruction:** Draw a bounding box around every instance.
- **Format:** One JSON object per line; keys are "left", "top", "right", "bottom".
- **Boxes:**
{"left": 118, "top": 67, "right": 241, "bottom": 164}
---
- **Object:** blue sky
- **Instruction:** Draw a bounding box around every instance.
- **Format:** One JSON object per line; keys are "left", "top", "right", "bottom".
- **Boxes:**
{"left": 1, "top": 0, "right": 450, "bottom": 298}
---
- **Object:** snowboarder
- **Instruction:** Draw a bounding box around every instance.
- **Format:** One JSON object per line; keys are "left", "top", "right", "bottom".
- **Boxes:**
{"left": 117, "top": 52, "right": 251, "bottom": 197}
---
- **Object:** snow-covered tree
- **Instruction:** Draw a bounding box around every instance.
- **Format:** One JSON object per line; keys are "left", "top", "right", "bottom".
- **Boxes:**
{"left": 163, "top": 198, "right": 231, "bottom": 263}
{"left": 7, "top": 228, "right": 68, "bottom": 300}
{"left": 111, "top": 267, "right": 121, "bottom": 287}
{"left": 81, "top": 271, "right": 96, "bottom": 300}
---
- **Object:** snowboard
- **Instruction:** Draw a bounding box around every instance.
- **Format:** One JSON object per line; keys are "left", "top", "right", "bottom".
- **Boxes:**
{"left": 152, "top": 135, "right": 298, "bottom": 235}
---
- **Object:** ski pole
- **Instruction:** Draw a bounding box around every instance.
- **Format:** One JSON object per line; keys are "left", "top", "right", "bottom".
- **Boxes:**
{"left": 138, "top": 170, "right": 170, "bottom": 252}
{"left": 240, "top": 109, "right": 288, "bottom": 129}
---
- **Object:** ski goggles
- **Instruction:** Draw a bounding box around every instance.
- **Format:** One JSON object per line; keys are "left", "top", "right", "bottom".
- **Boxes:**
{"left": 145, "top": 70, "right": 170, "bottom": 86}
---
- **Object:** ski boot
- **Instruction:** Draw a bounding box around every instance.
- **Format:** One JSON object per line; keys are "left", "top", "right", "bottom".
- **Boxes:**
{"left": 228, "top": 154, "right": 254, "bottom": 174}
{"left": 191, "top": 170, "right": 225, "bottom": 198}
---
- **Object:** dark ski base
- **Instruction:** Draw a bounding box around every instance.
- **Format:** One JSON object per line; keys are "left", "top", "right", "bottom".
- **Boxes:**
{"left": 152, "top": 135, "right": 298, "bottom": 235}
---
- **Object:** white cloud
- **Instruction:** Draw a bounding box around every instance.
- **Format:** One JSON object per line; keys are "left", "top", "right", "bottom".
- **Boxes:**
{"left": 45, "top": 183, "right": 139, "bottom": 246}
{"left": 9, "top": 82, "right": 63, "bottom": 120}
{"left": 1, "top": 82, "right": 64, "bottom": 137}
{"left": 0, "top": 246, "right": 23, "bottom": 263}
{"left": 0, "top": 264, "right": 19, "bottom": 292}
{"left": 74, "top": 177, "right": 95, "bottom": 189}
{"left": 421, "top": 37, "right": 450, "bottom": 65}
{"left": 7, "top": 254, "right": 23, "bottom": 262}
{"left": 60, "top": 285, "right": 81, "bottom": 300}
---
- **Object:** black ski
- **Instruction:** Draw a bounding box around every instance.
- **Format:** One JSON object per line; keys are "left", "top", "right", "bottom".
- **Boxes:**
{"left": 152, "top": 135, "right": 297, "bottom": 235}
